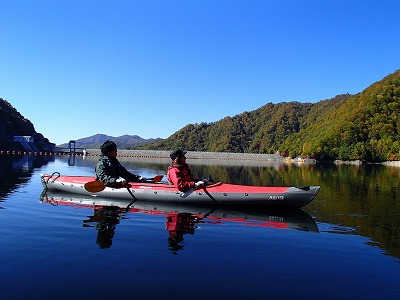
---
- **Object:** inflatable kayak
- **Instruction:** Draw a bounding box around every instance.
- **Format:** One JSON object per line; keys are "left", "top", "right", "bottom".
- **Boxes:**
{"left": 40, "top": 172, "right": 320, "bottom": 208}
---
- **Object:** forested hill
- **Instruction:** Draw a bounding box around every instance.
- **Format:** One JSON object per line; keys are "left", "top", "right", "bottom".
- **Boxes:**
{"left": 141, "top": 69, "right": 400, "bottom": 162}
{"left": 0, "top": 98, "right": 54, "bottom": 151}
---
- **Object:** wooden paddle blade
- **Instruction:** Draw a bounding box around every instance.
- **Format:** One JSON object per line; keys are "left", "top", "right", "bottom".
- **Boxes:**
{"left": 84, "top": 181, "right": 106, "bottom": 193}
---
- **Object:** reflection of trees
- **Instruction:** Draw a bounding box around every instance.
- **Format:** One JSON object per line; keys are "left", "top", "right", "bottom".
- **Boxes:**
{"left": 189, "top": 163, "right": 319, "bottom": 187}
{"left": 63, "top": 155, "right": 169, "bottom": 177}
{"left": 0, "top": 155, "right": 53, "bottom": 199}
{"left": 176, "top": 163, "right": 400, "bottom": 260}
{"left": 303, "top": 164, "right": 400, "bottom": 260}
{"left": 83, "top": 207, "right": 122, "bottom": 249}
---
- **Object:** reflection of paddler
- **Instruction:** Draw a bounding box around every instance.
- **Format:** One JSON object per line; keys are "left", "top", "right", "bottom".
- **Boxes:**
{"left": 96, "top": 223, "right": 115, "bottom": 249}
{"left": 83, "top": 207, "right": 122, "bottom": 249}
{"left": 166, "top": 212, "right": 200, "bottom": 254}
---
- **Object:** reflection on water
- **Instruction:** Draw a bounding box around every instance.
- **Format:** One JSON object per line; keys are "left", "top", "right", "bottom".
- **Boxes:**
{"left": 0, "top": 155, "right": 53, "bottom": 200}
{"left": 1, "top": 154, "right": 400, "bottom": 260}
{"left": 12, "top": 155, "right": 35, "bottom": 171}
{"left": 40, "top": 190, "right": 318, "bottom": 253}
{"left": 166, "top": 212, "right": 197, "bottom": 254}
{"left": 306, "top": 164, "right": 400, "bottom": 259}
{"left": 74, "top": 156, "right": 400, "bottom": 260}
{"left": 82, "top": 206, "right": 122, "bottom": 249}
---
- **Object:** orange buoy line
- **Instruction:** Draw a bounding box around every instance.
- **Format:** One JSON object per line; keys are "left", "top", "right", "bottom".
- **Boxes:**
{"left": 0, "top": 150, "right": 171, "bottom": 159}
{"left": 0, "top": 150, "right": 87, "bottom": 156}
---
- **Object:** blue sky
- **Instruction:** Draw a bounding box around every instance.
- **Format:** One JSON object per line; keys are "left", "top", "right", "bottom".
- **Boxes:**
{"left": 1, "top": 0, "right": 399, "bottom": 145}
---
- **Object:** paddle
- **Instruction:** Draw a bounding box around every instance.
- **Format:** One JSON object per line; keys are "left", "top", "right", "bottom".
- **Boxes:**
{"left": 84, "top": 175, "right": 164, "bottom": 193}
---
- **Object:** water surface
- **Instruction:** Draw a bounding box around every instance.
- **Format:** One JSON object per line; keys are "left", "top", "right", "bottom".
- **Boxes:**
{"left": 0, "top": 155, "right": 399, "bottom": 299}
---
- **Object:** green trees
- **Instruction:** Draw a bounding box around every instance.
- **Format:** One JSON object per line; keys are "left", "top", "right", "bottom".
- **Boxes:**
{"left": 0, "top": 98, "right": 54, "bottom": 151}
{"left": 0, "top": 98, "right": 36, "bottom": 137}
{"left": 142, "top": 70, "right": 400, "bottom": 162}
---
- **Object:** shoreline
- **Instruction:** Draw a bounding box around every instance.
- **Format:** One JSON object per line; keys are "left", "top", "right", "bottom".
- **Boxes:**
{"left": 83, "top": 149, "right": 400, "bottom": 166}
{"left": 1, "top": 148, "right": 400, "bottom": 167}
{"left": 84, "top": 149, "right": 289, "bottom": 166}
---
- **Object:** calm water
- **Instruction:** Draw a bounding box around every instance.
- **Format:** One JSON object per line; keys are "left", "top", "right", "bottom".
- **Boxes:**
{"left": 0, "top": 154, "right": 399, "bottom": 299}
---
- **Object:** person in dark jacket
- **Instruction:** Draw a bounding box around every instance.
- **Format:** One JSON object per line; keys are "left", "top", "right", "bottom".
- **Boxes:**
{"left": 167, "top": 149, "right": 205, "bottom": 192}
{"left": 95, "top": 140, "right": 145, "bottom": 187}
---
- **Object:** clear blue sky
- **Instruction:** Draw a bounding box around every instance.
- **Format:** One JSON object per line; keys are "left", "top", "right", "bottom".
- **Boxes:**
{"left": 1, "top": 0, "right": 399, "bottom": 145}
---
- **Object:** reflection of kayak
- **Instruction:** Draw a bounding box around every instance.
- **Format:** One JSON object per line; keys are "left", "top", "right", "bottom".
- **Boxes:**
{"left": 40, "top": 172, "right": 320, "bottom": 208}
{"left": 40, "top": 190, "right": 319, "bottom": 232}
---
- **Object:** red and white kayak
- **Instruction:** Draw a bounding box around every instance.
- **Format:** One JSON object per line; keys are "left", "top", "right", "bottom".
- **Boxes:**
{"left": 40, "top": 172, "right": 320, "bottom": 208}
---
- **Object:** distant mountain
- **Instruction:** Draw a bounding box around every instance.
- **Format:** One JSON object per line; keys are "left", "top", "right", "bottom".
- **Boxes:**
{"left": 58, "top": 134, "right": 163, "bottom": 149}
{"left": 141, "top": 69, "right": 400, "bottom": 162}
{"left": 0, "top": 98, "right": 161, "bottom": 150}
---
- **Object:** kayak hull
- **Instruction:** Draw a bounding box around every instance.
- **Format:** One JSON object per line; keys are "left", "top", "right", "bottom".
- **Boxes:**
{"left": 40, "top": 173, "right": 320, "bottom": 208}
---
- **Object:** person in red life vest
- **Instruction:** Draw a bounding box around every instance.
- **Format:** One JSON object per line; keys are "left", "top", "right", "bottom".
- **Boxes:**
{"left": 167, "top": 149, "right": 205, "bottom": 192}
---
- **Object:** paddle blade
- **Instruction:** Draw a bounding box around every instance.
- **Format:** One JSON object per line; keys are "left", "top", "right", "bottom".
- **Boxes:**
{"left": 152, "top": 175, "right": 163, "bottom": 182}
{"left": 84, "top": 181, "right": 106, "bottom": 193}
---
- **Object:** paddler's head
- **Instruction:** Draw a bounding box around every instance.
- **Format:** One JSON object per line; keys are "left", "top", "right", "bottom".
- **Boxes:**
{"left": 100, "top": 140, "right": 118, "bottom": 158}
{"left": 170, "top": 149, "right": 187, "bottom": 164}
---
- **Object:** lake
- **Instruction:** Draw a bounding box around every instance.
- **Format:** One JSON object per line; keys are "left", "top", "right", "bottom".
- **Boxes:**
{"left": 0, "top": 154, "right": 399, "bottom": 299}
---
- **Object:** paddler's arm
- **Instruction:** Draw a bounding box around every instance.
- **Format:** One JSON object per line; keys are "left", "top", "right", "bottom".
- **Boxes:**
{"left": 119, "top": 164, "right": 143, "bottom": 182}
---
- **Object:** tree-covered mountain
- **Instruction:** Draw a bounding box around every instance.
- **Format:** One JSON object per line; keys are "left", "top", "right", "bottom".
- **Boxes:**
{"left": 138, "top": 97, "right": 346, "bottom": 155}
{"left": 141, "top": 69, "right": 400, "bottom": 162}
{"left": 58, "top": 133, "right": 162, "bottom": 149}
{"left": 0, "top": 98, "right": 54, "bottom": 151}
{"left": 3, "top": 69, "right": 400, "bottom": 162}
{"left": 283, "top": 70, "right": 400, "bottom": 161}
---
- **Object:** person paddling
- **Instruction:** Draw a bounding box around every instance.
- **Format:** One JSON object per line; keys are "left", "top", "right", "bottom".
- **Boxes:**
{"left": 95, "top": 140, "right": 146, "bottom": 187}
{"left": 167, "top": 149, "right": 205, "bottom": 192}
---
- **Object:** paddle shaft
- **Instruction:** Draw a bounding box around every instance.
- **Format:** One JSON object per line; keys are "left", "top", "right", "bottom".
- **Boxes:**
{"left": 179, "top": 176, "right": 215, "bottom": 198}
{"left": 85, "top": 175, "right": 163, "bottom": 193}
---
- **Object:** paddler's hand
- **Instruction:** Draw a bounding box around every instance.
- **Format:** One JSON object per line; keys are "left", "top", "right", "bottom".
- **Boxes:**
{"left": 195, "top": 181, "right": 205, "bottom": 189}
{"left": 116, "top": 178, "right": 127, "bottom": 185}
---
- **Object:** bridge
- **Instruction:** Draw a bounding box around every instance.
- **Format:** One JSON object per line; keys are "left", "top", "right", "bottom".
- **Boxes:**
{"left": 54, "top": 140, "right": 88, "bottom": 155}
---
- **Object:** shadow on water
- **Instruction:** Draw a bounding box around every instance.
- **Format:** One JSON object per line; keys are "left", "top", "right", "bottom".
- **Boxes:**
{"left": 40, "top": 190, "right": 319, "bottom": 253}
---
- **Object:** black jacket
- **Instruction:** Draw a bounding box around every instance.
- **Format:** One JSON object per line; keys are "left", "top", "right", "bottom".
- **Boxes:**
{"left": 95, "top": 155, "right": 140, "bottom": 186}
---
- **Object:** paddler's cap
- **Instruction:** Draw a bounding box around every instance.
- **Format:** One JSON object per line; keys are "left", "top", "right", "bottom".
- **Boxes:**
{"left": 170, "top": 149, "right": 187, "bottom": 160}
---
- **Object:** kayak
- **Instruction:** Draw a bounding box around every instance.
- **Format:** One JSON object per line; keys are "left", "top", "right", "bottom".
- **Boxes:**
{"left": 40, "top": 172, "right": 320, "bottom": 208}
{"left": 40, "top": 190, "right": 319, "bottom": 233}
